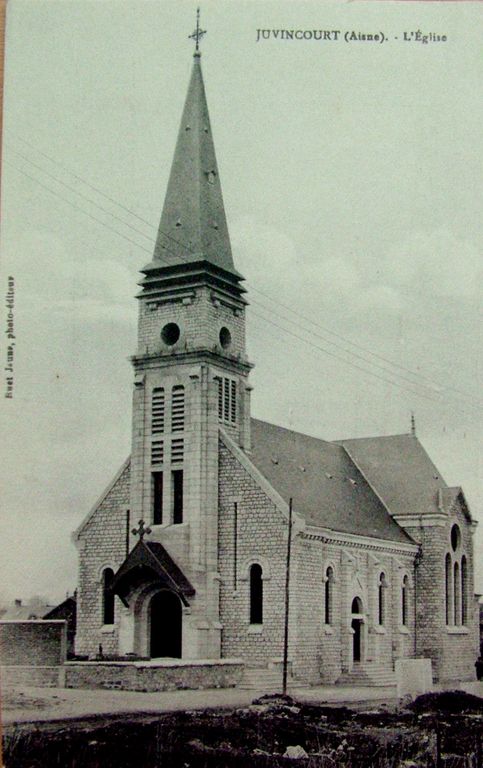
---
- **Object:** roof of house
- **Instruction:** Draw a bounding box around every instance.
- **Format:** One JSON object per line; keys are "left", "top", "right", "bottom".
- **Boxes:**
{"left": 338, "top": 433, "right": 448, "bottom": 518}
{"left": 1, "top": 600, "right": 55, "bottom": 621}
{"left": 249, "top": 419, "right": 414, "bottom": 545}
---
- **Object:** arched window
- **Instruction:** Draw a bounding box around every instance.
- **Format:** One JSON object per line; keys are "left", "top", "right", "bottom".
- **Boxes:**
{"left": 401, "top": 575, "right": 409, "bottom": 626}
{"left": 102, "top": 568, "right": 115, "bottom": 625}
{"left": 324, "top": 566, "right": 334, "bottom": 625}
{"left": 461, "top": 555, "right": 468, "bottom": 625}
{"left": 249, "top": 564, "right": 263, "bottom": 624}
{"left": 451, "top": 523, "right": 461, "bottom": 552}
{"left": 445, "top": 553, "right": 452, "bottom": 625}
{"left": 378, "top": 572, "right": 386, "bottom": 625}
{"left": 453, "top": 561, "right": 461, "bottom": 626}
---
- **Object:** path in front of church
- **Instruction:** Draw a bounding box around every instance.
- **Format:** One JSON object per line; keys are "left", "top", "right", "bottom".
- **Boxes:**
{"left": 2, "top": 683, "right": 398, "bottom": 727}
{"left": 3, "top": 681, "right": 482, "bottom": 727}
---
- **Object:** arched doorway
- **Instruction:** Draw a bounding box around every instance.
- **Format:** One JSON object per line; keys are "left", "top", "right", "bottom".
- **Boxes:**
{"left": 149, "top": 591, "right": 182, "bottom": 658}
{"left": 351, "top": 597, "right": 364, "bottom": 663}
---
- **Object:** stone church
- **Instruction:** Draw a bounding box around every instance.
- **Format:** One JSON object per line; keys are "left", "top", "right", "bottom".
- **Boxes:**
{"left": 73, "top": 47, "right": 478, "bottom": 686}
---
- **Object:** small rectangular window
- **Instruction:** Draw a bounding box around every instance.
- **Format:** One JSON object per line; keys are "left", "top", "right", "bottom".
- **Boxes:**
{"left": 153, "top": 473, "right": 163, "bottom": 525}
{"left": 172, "top": 470, "right": 183, "bottom": 524}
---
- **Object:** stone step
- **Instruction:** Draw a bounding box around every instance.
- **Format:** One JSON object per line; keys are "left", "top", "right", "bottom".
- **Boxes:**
{"left": 336, "top": 665, "right": 396, "bottom": 687}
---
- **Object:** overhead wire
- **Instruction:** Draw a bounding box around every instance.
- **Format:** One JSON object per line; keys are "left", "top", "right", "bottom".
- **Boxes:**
{"left": 6, "top": 140, "right": 481, "bottom": 414}
{"left": 10, "top": 132, "right": 481, "bottom": 407}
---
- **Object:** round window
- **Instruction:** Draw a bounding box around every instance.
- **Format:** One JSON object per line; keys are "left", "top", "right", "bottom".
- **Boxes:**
{"left": 161, "top": 323, "right": 180, "bottom": 346}
{"left": 219, "top": 327, "right": 232, "bottom": 349}
{"left": 450, "top": 523, "right": 461, "bottom": 552}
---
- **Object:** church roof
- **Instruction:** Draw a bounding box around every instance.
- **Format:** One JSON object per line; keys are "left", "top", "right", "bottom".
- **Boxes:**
{"left": 110, "top": 540, "right": 195, "bottom": 605}
{"left": 249, "top": 419, "right": 413, "bottom": 544}
{"left": 338, "top": 433, "right": 448, "bottom": 518}
{"left": 151, "top": 53, "right": 237, "bottom": 276}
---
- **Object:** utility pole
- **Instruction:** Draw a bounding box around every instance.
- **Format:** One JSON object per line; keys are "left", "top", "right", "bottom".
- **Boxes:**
{"left": 282, "top": 497, "right": 293, "bottom": 696}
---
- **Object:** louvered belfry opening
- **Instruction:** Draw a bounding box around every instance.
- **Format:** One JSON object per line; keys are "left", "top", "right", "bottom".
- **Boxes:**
{"left": 214, "top": 376, "right": 237, "bottom": 425}
{"left": 171, "top": 385, "right": 185, "bottom": 432}
{"left": 152, "top": 388, "right": 165, "bottom": 434}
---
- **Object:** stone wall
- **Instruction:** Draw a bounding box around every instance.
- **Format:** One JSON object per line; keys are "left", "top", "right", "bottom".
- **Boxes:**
{"left": 64, "top": 659, "right": 244, "bottom": 692}
{"left": 0, "top": 666, "right": 63, "bottom": 688}
{"left": 218, "top": 441, "right": 289, "bottom": 669}
{"left": 403, "top": 499, "right": 478, "bottom": 682}
{"left": 75, "top": 463, "right": 130, "bottom": 657}
{"left": 293, "top": 539, "right": 415, "bottom": 684}
{"left": 0, "top": 621, "right": 66, "bottom": 666}
{"left": 218, "top": 439, "right": 417, "bottom": 685}
{"left": 137, "top": 287, "right": 246, "bottom": 361}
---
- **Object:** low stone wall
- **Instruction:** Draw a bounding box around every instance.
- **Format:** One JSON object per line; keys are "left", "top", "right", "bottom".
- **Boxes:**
{"left": 65, "top": 659, "right": 244, "bottom": 692}
{"left": 0, "top": 666, "right": 64, "bottom": 687}
{"left": 0, "top": 620, "right": 67, "bottom": 666}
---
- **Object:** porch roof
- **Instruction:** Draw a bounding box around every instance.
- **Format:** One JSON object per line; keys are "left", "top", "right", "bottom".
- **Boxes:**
{"left": 110, "top": 540, "right": 195, "bottom": 605}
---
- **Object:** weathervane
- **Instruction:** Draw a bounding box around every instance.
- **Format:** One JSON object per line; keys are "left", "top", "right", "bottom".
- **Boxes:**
{"left": 132, "top": 519, "right": 152, "bottom": 541}
{"left": 189, "top": 8, "right": 206, "bottom": 54}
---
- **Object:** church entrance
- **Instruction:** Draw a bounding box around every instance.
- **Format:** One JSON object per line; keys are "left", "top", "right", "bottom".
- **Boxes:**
{"left": 149, "top": 591, "right": 182, "bottom": 658}
{"left": 351, "top": 597, "right": 364, "bottom": 663}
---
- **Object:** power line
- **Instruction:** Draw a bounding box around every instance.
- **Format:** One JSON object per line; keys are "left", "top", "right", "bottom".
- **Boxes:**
{"left": 7, "top": 151, "right": 481, "bottom": 414}
{"left": 249, "top": 306, "right": 466, "bottom": 412}
{"left": 250, "top": 298, "right": 440, "bottom": 399}
{"left": 8, "top": 133, "right": 482, "bottom": 407}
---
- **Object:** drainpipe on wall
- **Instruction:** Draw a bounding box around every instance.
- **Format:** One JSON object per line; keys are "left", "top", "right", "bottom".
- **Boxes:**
{"left": 414, "top": 546, "right": 422, "bottom": 657}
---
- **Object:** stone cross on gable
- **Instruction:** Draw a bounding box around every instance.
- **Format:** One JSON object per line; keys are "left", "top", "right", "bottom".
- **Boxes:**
{"left": 132, "top": 519, "right": 152, "bottom": 541}
{"left": 188, "top": 8, "right": 206, "bottom": 53}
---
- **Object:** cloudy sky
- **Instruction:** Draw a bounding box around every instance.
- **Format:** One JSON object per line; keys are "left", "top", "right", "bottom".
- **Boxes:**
{"left": 1, "top": 0, "right": 482, "bottom": 604}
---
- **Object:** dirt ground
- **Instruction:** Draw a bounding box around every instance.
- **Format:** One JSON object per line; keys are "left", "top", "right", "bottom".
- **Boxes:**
{"left": 0, "top": 682, "right": 399, "bottom": 725}
{"left": 2, "top": 690, "right": 482, "bottom": 767}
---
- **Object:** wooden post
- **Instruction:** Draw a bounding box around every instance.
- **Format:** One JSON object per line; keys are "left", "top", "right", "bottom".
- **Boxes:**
{"left": 282, "top": 497, "right": 293, "bottom": 696}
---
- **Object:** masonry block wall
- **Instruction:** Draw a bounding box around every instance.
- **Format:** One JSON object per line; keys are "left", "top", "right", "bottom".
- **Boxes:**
{"left": 75, "top": 463, "right": 130, "bottom": 658}
{"left": 292, "top": 541, "right": 415, "bottom": 684}
{"left": 218, "top": 438, "right": 417, "bottom": 683}
{"left": 403, "top": 500, "right": 477, "bottom": 682}
{"left": 137, "top": 288, "right": 246, "bottom": 361}
{"left": 0, "top": 621, "right": 67, "bottom": 666}
{"left": 218, "top": 441, "right": 288, "bottom": 667}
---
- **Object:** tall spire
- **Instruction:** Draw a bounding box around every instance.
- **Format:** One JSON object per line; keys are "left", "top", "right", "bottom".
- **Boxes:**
{"left": 152, "top": 39, "right": 237, "bottom": 275}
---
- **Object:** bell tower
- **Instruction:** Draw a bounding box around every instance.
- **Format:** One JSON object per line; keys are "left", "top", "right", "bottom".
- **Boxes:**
{"left": 128, "top": 41, "right": 252, "bottom": 657}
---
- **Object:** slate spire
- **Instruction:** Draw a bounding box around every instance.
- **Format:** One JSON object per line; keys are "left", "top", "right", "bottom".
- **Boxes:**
{"left": 152, "top": 51, "right": 236, "bottom": 275}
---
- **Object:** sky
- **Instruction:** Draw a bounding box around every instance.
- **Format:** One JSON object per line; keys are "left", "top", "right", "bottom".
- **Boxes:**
{"left": 0, "top": 0, "right": 482, "bottom": 604}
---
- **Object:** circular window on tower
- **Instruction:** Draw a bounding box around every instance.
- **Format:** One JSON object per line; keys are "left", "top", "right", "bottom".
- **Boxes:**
{"left": 161, "top": 322, "right": 180, "bottom": 346}
{"left": 219, "top": 327, "right": 232, "bottom": 349}
{"left": 450, "top": 523, "right": 461, "bottom": 552}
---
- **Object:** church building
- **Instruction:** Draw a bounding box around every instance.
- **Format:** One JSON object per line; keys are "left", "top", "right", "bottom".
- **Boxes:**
{"left": 73, "top": 43, "right": 478, "bottom": 686}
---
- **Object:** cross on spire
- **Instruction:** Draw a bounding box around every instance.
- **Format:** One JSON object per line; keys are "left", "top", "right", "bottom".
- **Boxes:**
{"left": 132, "top": 519, "right": 152, "bottom": 541}
{"left": 189, "top": 8, "right": 206, "bottom": 55}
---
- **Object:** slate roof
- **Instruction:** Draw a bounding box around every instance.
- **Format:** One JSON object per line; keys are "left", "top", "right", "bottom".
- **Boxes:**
{"left": 111, "top": 540, "right": 195, "bottom": 605}
{"left": 338, "top": 434, "right": 447, "bottom": 518}
{"left": 151, "top": 54, "right": 237, "bottom": 275}
{"left": 249, "top": 419, "right": 413, "bottom": 545}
